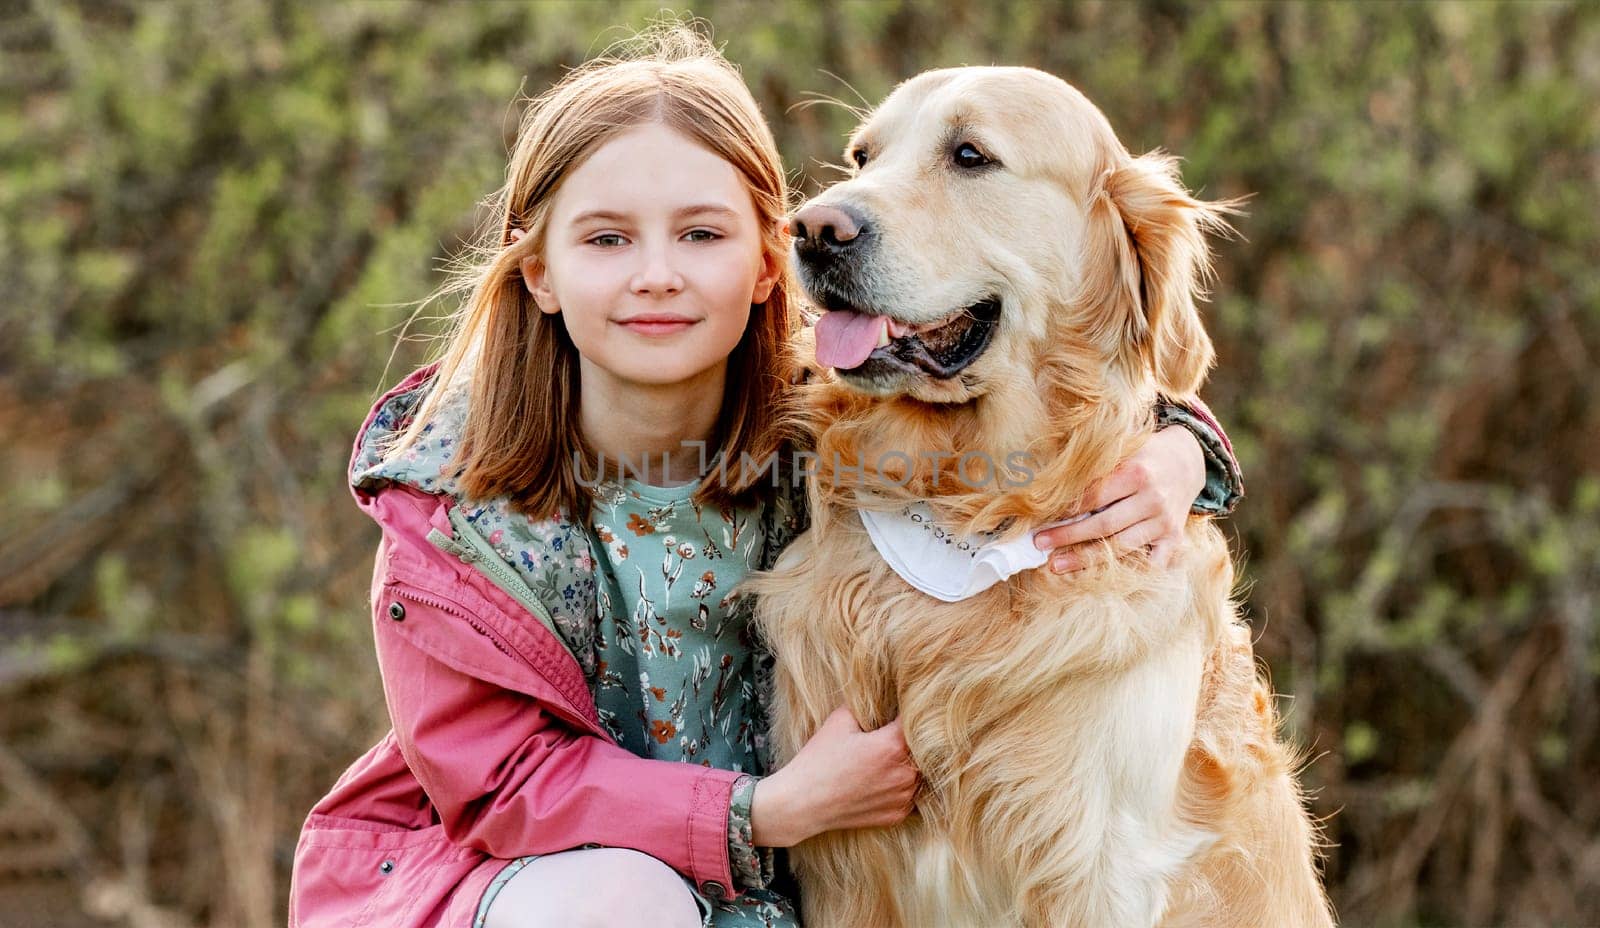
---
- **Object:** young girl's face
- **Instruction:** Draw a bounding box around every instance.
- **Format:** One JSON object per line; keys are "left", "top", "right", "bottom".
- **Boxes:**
{"left": 523, "top": 124, "right": 779, "bottom": 392}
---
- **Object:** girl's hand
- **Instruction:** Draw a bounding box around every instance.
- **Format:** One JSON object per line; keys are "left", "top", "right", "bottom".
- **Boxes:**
{"left": 751, "top": 706, "right": 919, "bottom": 847}
{"left": 1032, "top": 425, "right": 1206, "bottom": 573}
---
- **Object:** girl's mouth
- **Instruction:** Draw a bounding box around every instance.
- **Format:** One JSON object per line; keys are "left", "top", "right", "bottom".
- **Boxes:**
{"left": 616, "top": 314, "right": 698, "bottom": 337}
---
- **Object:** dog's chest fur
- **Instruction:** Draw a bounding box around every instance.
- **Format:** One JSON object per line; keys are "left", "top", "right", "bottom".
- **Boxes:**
{"left": 752, "top": 505, "right": 1231, "bottom": 926}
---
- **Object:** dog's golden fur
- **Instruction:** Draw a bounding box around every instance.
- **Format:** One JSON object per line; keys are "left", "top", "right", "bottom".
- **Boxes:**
{"left": 747, "top": 68, "right": 1333, "bottom": 927}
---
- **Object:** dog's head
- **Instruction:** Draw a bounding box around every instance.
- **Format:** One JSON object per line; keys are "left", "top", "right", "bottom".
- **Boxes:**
{"left": 794, "top": 67, "right": 1233, "bottom": 411}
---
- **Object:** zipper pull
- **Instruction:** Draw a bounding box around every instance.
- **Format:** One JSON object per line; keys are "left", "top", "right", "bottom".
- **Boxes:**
{"left": 426, "top": 527, "right": 479, "bottom": 563}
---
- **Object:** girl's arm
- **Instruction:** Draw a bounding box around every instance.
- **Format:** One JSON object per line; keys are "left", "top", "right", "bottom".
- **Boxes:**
{"left": 375, "top": 592, "right": 917, "bottom": 900}
{"left": 373, "top": 606, "right": 746, "bottom": 899}
{"left": 746, "top": 706, "right": 918, "bottom": 848}
{"left": 727, "top": 706, "right": 920, "bottom": 892}
{"left": 1032, "top": 398, "right": 1243, "bottom": 571}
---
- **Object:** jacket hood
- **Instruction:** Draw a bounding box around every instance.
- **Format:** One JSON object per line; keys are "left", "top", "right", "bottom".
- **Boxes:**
{"left": 349, "top": 363, "right": 470, "bottom": 499}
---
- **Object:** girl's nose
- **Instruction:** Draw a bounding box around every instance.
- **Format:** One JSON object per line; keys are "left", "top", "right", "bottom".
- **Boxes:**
{"left": 630, "top": 245, "right": 684, "bottom": 296}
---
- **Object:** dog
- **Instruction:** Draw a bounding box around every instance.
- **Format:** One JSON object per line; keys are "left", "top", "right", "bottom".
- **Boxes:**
{"left": 747, "top": 67, "right": 1334, "bottom": 927}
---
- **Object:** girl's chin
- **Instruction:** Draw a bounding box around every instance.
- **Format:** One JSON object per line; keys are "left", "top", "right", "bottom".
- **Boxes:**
{"left": 597, "top": 356, "right": 733, "bottom": 391}
{"left": 573, "top": 333, "right": 741, "bottom": 391}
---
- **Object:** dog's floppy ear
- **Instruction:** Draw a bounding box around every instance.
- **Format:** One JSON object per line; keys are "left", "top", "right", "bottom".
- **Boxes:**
{"left": 1082, "top": 151, "right": 1238, "bottom": 398}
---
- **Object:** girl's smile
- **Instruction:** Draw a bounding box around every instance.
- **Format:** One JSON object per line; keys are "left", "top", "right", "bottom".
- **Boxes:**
{"left": 615, "top": 311, "right": 699, "bottom": 338}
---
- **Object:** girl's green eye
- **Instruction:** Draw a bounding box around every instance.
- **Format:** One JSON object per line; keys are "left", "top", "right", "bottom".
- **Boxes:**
{"left": 685, "top": 229, "right": 722, "bottom": 242}
{"left": 589, "top": 234, "right": 626, "bottom": 247}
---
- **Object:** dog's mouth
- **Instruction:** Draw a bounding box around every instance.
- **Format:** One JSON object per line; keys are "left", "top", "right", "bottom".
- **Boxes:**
{"left": 813, "top": 299, "right": 1002, "bottom": 379}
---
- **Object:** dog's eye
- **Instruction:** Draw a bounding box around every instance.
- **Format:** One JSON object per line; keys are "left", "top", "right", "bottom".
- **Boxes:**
{"left": 953, "top": 142, "right": 993, "bottom": 169}
{"left": 850, "top": 148, "right": 868, "bottom": 169}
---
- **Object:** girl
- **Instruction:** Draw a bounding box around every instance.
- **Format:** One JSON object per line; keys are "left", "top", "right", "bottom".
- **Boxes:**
{"left": 288, "top": 26, "right": 1242, "bottom": 928}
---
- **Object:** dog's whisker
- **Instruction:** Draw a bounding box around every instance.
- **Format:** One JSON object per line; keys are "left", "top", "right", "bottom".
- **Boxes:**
{"left": 815, "top": 69, "right": 874, "bottom": 113}
{"left": 788, "top": 93, "right": 868, "bottom": 122}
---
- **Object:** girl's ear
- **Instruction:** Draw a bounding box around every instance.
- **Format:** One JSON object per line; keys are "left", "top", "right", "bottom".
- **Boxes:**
{"left": 750, "top": 245, "right": 780, "bottom": 305}
{"left": 510, "top": 229, "right": 560, "bottom": 315}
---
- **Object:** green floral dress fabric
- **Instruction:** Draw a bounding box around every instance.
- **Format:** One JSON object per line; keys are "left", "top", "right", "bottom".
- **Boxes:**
{"left": 585, "top": 477, "right": 764, "bottom": 765}
{"left": 583, "top": 477, "right": 790, "bottom": 923}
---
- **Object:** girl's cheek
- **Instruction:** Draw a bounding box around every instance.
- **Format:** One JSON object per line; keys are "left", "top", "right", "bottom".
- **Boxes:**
{"left": 713, "top": 249, "right": 765, "bottom": 297}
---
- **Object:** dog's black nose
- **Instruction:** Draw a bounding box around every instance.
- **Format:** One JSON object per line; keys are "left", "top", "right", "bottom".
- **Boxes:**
{"left": 791, "top": 203, "right": 867, "bottom": 264}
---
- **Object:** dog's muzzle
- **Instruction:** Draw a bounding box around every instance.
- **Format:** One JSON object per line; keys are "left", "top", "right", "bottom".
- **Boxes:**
{"left": 790, "top": 201, "right": 885, "bottom": 311}
{"left": 791, "top": 200, "right": 1001, "bottom": 383}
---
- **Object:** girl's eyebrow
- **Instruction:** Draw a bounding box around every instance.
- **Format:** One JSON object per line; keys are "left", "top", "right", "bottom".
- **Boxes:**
{"left": 567, "top": 204, "right": 740, "bottom": 226}
{"left": 674, "top": 204, "right": 740, "bottom": 220}
{"left": 567, "top": 208, "right": 630, "bottom": 226}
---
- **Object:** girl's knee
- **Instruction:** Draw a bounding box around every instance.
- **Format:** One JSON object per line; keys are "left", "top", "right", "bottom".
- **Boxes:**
{"left": 482, "top": 847, "right": 702, "bottom": 928}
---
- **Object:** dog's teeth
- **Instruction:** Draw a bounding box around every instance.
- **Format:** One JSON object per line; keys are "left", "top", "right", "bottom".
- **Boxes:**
{"left": 877, "top": 319, "right": 891, "bottom": 348}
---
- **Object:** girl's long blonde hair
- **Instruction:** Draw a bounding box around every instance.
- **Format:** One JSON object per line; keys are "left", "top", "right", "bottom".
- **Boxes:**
{"left": 391, "top": 24, "right": 797, "bottom": 518}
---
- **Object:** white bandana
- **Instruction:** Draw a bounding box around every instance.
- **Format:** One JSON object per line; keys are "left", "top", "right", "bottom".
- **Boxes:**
{"left": 858, "top": 502, "right": 1087, "bottom": 602}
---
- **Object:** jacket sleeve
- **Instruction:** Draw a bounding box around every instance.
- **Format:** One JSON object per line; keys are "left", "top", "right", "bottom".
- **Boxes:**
{"left": 726, "top": 774, "right": 773, "bottom": 891}
{"left": 372, "top": 590, "right": 746, "bottom": 900}
{"left": 1155, "top": 397, "right": 1244, "bottom": 515}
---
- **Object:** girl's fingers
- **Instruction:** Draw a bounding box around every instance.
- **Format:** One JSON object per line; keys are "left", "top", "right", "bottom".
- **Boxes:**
{"left": 1050, "top": 516, "right": 1166, "bottom": 573}
{"left": 1147, "top": 537, "right": 1178, "bottom": 569}
{"left": 875, "top": 721, "right": 915, "bottom": 768}
{"left": 818, "top": 705, "right": 864, "bottom": 737}
{"left": 1107, "top": 517, "right": 1168, "bottom": 558}
{"left": 1050, "top": 546, "right": 1089, "bottom": 574}
{"left": 1034, "top": 494, "right": 1157, "bottom": 551}
{"left": 1077, "top": 460, "right": 1149, "bottom": 514}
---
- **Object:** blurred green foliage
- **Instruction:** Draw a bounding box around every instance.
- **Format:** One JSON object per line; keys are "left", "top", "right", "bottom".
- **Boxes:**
{"left": 1, "top": 1, "right": 1596, "bottom": 926}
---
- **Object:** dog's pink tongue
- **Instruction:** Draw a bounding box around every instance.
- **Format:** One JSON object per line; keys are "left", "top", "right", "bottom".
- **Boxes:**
{"left": 814, "top": 310, "right": 886, "bottom": 369}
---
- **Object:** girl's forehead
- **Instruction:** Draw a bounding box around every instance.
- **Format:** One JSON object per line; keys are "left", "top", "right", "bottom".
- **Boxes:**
{"left": 554, "top": 124, "right": 755, "bottom": 220}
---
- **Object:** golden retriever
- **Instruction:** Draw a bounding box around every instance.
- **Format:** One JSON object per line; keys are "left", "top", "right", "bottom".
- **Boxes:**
{"left": 747, "top": 67, "right": 1334, "bottom": 927}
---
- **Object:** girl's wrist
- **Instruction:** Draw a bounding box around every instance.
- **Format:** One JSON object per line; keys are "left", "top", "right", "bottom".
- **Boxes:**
{"left": 751, "top": 770, "right": 809, "bottom": 848}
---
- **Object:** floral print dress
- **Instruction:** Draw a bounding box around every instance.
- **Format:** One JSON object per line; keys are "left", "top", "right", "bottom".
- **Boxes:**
{"left": 586, "top": 478, "right": 765, "bottom": 770}
{"left": 579, "top": 478, "right": 796, "bottom": 926}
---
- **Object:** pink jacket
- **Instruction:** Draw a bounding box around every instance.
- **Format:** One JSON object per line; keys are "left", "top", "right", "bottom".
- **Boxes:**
{"left": 288, "top": 367, "right": 744, "bottom": 927}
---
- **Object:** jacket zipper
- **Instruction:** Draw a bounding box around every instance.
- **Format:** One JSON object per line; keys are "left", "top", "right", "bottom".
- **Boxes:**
{"left": 389, "top": 584, "right": 603, "bottom": 738}
{"left": 392, "top": 586, "right": 517, "bottom": 660}
{"left": 424, "top": 509, "right": 564, "bottom": 644}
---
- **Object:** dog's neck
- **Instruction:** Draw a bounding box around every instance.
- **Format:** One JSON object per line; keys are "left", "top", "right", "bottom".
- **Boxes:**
{"left": 793, "top": 370, "right": 1155, "bottom": 536}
